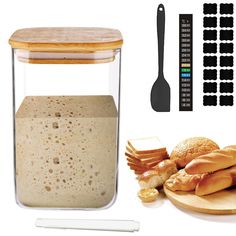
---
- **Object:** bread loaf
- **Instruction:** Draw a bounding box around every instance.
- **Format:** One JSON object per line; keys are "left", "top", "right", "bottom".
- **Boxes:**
{"left": 195, "top": 165, "right": 236, "bottom": 196}
{"left": 165, "top": 169, "right": 202, "bottom": 192}
{"left": 170, "top": 137, "right": 219, "bottom": 168}
{"left": 138, "top": 160, "right": 177, "bottom": 189}
{"left": 185, "top": 147, "right": 236, "bottom": 175}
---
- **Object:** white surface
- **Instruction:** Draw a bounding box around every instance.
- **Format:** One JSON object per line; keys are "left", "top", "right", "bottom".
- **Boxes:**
{"left": 0, "top": 0, "right": 236, "bottom": 236}
{"left": 35, "top": 219, "right": 140, "bottom": 232}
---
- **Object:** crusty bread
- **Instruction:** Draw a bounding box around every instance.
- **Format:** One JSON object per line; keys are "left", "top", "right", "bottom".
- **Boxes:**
{"left": 138, "top": 160, "right": 177, "bottom": 189}
{"left": 170, "top": 137, "right": 219, "bottom": 168}
{"left": 128, "top": 137, "right": 166, "bottom": 154}
{"left": 185, "top": 148, "right": 236, "bottom": 175}
{"left": 195, "top": 165, "right": 236, "bottom": 196}
{"left": 165, "top": 169, "right": 203, "bottom": 192}
{"left": 223, "top": 145, "right": 236, "bottom": 150}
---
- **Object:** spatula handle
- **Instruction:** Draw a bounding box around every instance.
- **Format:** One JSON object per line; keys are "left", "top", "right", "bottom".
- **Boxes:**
{"left": 157, "top": 4, "right": 165, "bottom": 76}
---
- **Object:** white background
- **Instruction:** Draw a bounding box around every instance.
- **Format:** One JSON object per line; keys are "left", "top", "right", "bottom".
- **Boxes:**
{"left": 0, "top": 0, "right": 236, "bottom": 235}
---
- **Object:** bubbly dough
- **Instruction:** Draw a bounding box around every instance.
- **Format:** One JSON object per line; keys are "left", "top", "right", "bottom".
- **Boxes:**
{"left": 15, "top": 95, "right": 118, "bottom": 208}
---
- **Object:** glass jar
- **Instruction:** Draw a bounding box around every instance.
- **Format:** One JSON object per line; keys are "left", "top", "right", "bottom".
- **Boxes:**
{"left": 9, "top": 27, "right": 123, "bottom": 209}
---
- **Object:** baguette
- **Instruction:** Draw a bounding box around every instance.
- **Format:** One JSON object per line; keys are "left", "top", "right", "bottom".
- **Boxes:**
{"left": 185, "top": 147, "right": 236, "bottom": 174}
{"left": 195, "top": 165, "right": 236, "bottom": 196}
{"left": 223, "top": 145, "right": 236, "bottom": 150}
{"left": 165, "top": 169, "right": 203, "bottom": 192}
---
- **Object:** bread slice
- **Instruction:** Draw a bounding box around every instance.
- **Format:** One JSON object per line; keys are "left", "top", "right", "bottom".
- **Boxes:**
{"left": 126, "top": 157, "right": 142, "bottom": 164}
{"left": 127, "top": 163, "right": 150, "bottom": 172}
{"left": 126, "top": 146, "right": 168, "bottom": 159}
{"left": 128, "top": 137, "right": 166, "bottom": 154}
{"left": 145, "top": 160, "right": 164, "bottom": 168}
{"left": 125, "top": 149, "right": 168, "bottom": 163}
{"left": 127, "top": 157, "right": 162, "bottom": 169}
{"left": 126, "top": 149, "right": 167, "bottom": 160}
{"left": 135, "top": 170, "right": 144, "bottom": 175}
{"left": 127, "top": 158, "right": 147, "bottom": 168}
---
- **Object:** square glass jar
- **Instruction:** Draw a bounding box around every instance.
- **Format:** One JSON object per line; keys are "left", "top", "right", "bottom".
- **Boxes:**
{"left": 9, "top": 27, "right": 123, "bottom": 209}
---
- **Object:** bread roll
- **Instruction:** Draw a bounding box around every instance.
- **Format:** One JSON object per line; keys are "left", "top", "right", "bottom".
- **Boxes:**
{"left": 170, "top": 137, "right": 219, "bottom": 168}
{"left": 138, "top": 160, "right": 177, "bottom": 189}
{"left": 138, "top": 188, "right": 159, "bottom": 203}
{"left": 138, "top": 170, "right": 163, "bottom": 189}
{"left": 195, "top": 165, "right": 236, "bottom": 196}
{"left": 165, "top": 169, "right": 202, "bottom": 192}
{"left": 154, "top": 159, "right": 178, "bottom": 181}
{"left": 185, "top": 148, "right": 236, "bottom": 175}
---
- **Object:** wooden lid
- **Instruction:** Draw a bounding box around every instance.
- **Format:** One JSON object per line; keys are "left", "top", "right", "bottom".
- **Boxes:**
{"left": 9, "top": 27, "right": 123, "bottom": 52}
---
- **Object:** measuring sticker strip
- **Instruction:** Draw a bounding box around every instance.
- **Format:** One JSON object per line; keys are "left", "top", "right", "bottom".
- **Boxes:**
{"left": 179, "top": 14, "right": 193, "bottom": 111}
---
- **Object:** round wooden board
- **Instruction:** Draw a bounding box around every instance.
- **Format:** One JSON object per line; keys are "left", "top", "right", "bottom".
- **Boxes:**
{"left": 164, "top": 186, "right": 236, "bottom": 215}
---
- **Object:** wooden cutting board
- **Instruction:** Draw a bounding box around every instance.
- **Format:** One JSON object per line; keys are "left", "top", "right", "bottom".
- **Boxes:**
{"left": 164, "top": 186, "right": 236, "bottom": 215}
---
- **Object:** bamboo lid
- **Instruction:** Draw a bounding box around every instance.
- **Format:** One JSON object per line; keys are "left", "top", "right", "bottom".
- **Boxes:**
{"left": 9, "top": 27, "right": 123, "bottom": 52}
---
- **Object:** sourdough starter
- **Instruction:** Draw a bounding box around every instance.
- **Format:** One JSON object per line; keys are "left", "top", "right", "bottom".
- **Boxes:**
{"left": 15, "top": 95, "right": 118, "bottom": 208}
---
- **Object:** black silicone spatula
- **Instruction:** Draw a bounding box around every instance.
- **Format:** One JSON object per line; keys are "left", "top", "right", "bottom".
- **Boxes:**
{"left": 151, "top": 4, "right": 170, "bottom": 112}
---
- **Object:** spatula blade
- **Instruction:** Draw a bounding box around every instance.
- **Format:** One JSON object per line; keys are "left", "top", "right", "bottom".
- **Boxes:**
{"left": 151, "top": 77, "right": 170, "bottom": 112}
